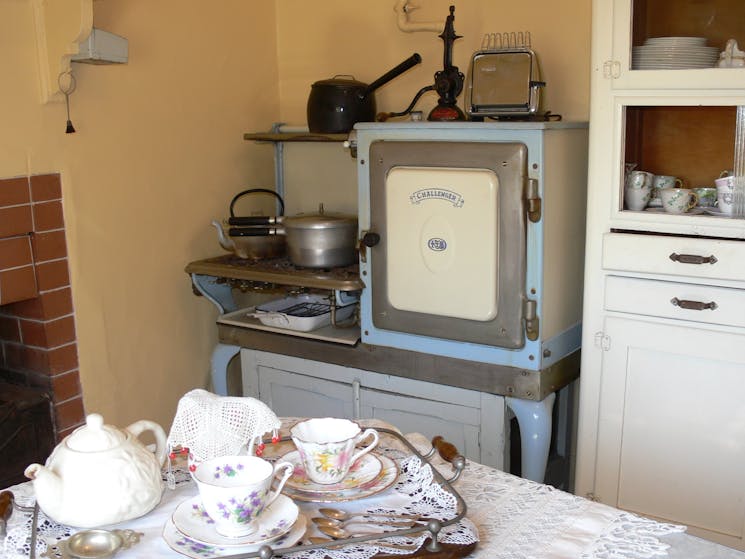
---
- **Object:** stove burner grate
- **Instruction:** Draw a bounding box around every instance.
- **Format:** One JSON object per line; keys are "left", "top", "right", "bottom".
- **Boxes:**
{"left": 265, "top": 301, "right": 333, "bottom": 318}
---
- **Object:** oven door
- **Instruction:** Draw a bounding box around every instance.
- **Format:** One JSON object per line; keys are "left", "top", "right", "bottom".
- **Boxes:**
{"left": 367, "top": 140, "right": 527, "bottom": 348}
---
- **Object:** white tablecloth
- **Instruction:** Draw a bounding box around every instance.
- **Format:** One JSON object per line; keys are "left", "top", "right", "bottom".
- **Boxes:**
{"left": 3, "top": 424, "right": 744, "bottom": 559}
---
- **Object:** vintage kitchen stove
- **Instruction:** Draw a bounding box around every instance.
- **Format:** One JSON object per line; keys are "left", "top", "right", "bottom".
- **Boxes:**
{"left": 186, "top": 120, "right": 588, "bottom": 484}
{"left": 353, "top": 121, "right": 588, "bottom": 371}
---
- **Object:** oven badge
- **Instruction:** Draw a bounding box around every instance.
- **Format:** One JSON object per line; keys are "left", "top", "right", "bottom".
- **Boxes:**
{"left": 427, "top": 238, "right": 447, "bottom": 251}
{"left": 409, "top": 188, "right": 464, "bottom": 208}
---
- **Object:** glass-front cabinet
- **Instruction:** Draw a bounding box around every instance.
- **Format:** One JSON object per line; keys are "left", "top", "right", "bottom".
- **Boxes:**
{"left": 597, "top": 0, "right": 745, "bottom": 237}
{"left": 578, "top": 0, "right": 745, "bottom": 552}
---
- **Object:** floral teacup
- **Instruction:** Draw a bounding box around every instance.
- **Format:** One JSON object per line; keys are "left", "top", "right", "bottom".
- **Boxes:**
{"left": 290, "top": 418, "right": 378, "bottom": 485}
{"left": 192, "top": 455, "right": 293, "bottom": 537}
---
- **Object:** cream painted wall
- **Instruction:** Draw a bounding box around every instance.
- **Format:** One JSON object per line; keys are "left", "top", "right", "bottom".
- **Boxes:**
{"left": 275, "top": 0, "right": 592, "bottom": 126}
{"left": 1, "top": 0, "right": 279, "bottom": 428}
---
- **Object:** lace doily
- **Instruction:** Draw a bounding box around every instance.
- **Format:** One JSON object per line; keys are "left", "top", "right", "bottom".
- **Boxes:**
{"left": 453, "top": 461, "right": 686, "bottom": 559}
{"left": 167, "top": 389, "right": 280, "bottom": 466}
{"left": 281, "top": 455, "right": 478, "bottom": 559}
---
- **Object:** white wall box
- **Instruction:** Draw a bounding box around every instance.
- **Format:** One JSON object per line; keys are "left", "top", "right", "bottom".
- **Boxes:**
{"left": 576, "top": 0, "right": 745, "bottom": 551}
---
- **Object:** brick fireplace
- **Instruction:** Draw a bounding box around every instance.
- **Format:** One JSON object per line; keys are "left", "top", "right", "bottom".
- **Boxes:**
{"left": 0, "top": 174, "right": 85, "bottom": 441}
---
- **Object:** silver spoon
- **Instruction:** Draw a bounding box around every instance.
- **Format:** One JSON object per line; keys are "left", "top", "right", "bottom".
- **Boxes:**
{"left": 312, "top": 517, "right": 415, "bottom": 529}
{"left": 317, "top": 523, "right": 395, "bottom": 539}
{"left": 308, "top": 536, "right": 418, "bottom": 551}
{"left": 319, "top": 507, "right": 423, "bottom": 522}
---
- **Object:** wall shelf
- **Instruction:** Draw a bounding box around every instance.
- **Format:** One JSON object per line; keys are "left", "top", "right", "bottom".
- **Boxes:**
{"left": 243, "top": 132, "right": 349, "bottom": 143}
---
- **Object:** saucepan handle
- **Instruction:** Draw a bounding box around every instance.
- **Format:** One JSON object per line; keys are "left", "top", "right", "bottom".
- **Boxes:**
{"left": 228, "top": 227, "right": 284, "bottom": 237}
{"left": 227, "top": 215, "right": 283, "bottom": 226}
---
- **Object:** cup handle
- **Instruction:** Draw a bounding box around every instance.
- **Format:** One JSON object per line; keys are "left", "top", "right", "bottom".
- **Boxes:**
{"left": 350, "top": 428, "right": 379, "bottom": 465}
{"left": 688, "top": 192, "right": 699, "bottom": 210}
{"left": 266, "top": 461, "right": 294, "bottom": 508}
{"left": 675, "top": 178, "right": 683, "bottom": 188}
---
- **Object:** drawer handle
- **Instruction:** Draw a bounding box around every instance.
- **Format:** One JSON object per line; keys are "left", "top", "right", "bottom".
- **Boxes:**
{"left": 671, "top": 297, "right": 718, "bottom": 311}
{"left": 669, "top": 252, "right": 718, "bottom": 265}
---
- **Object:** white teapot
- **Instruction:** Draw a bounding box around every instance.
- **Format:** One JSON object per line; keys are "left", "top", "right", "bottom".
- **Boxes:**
{"left": 24, "top": 413, "right": 167, "bottom": 527}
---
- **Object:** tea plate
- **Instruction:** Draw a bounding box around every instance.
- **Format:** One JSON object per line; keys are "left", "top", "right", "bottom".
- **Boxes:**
{"left": 644, "top": 207, "right": 705, "bottom": 215}
{"left": 281, "top": 452, "right": 399, "bottom": 502}
{"left": 172, "top": 494, "right": 298, "bottom": 547}
{"left": 164, "top": 513, "right": 306, "bottom": 558}
{"left": 283, "top": 450, "right": 383, "bottom": 493}
{"left": 704, "top": 208, "right": 738, "bottom": 218}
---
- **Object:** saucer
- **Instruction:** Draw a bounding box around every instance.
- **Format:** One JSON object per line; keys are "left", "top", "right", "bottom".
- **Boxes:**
{"left": 644, "top": 207, "right": 705, "bottom": 215}
{"left": 164, "top": 513, "right": 306, "bottom": 558}
{"left": 704, "top": 208, "right": 738, "bottom": 218}
{"left": 282, "top": 450, "right": 383, "bottom": 493}
{"left": 281, "top": 452, "right": 399, "bottom": 503}
{"left": 171, "top": 494, "right": 298, "bottom": 547}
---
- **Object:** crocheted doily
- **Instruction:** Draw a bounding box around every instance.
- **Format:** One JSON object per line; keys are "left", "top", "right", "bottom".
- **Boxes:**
{"left": 167, "top": 389, "right": 280, "bottom": 463}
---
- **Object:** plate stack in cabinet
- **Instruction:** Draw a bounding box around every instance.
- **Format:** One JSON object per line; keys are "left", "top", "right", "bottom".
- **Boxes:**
{"left": 576, "top": 0, "right": 745, "bottom": 551}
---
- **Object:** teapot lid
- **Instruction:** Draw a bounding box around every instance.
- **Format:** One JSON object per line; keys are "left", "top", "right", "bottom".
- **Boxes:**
{"left": 66, "top": 413, "right": 125, "bottom": 451}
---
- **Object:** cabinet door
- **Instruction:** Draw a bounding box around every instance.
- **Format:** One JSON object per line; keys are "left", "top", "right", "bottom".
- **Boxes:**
{"left": 595, "top": 316, "right": 745, "bottom": 546}
{"left": 358, "top": 387, "right": 484, "bottom": 466}
{"left": 256, "top": 366, "right": 355, "bottom": 420}
{"left": 608, "top": 0, "right": 745, "bottom": 90}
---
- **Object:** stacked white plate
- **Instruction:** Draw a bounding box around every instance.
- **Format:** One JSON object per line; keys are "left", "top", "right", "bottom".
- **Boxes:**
{"left": 632, "top": 37, "right": 718, "bottom": 70}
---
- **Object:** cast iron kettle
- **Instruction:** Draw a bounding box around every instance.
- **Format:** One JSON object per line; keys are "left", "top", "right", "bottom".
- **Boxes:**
{"left": 307, "top": 53, "right": 422, "bottom": 134}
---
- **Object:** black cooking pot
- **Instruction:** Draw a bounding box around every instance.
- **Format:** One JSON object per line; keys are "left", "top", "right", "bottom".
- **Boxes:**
{"left": 307, "top": 53, "right": 422, "bottom": 134}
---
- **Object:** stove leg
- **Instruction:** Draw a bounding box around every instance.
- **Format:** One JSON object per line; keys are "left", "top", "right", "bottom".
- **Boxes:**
{"left": 505, "top": 392, "right": 556, "bottom": 483}
{"left": 211, "top": 343, "right": 240, "bottom": 396}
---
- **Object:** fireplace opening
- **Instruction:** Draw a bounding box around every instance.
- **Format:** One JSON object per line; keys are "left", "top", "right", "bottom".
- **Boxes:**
{"left": 0, "top": 174, "right": 85, "bottom": 457}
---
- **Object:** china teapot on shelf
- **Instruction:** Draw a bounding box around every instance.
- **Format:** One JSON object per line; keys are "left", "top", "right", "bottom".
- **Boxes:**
{"left": 24, "top": 413, "right": 167, "bottom": 528}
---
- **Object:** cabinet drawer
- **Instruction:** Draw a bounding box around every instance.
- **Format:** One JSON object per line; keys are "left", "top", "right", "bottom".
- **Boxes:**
{"left": 603, "top": 233, "right": 745, "bottom": 283}
{"left": 605, "top": 275, "right": 745, "bottom": 328}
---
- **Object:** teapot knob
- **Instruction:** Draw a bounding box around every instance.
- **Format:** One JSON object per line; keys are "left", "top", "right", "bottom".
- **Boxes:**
{"left": 86, "top": 413, "right": 104, "bottom": 429}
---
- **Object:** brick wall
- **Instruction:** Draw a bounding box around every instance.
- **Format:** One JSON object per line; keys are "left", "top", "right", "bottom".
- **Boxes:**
{"left": 0, "top": 174, "right": 84, "bottom": 440}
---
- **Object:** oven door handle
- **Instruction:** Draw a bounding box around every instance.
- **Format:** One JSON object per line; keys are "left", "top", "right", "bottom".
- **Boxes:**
{"left": 358, "top": 231, "right": 380, "bottom": 263}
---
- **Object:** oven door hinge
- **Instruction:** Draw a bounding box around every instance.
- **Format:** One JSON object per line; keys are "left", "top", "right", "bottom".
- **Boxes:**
{"left": 525, "top": 178, "right": 541, "bottom": 222}
{"left": 524, "top": 298, "right": 539, "bottom": 341}
{"left": 594, "top": 331, "right": 611, "bottom": 351}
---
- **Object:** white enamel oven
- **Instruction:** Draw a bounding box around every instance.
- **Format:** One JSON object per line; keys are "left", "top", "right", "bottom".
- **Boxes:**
{"left": 353, "top": 122, "right": 589, "bottom": 370}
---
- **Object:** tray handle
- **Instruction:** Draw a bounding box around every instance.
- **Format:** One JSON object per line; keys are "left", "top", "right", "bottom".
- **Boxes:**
{"left": 428, "top": 436, "right": 467, "bottom": 483}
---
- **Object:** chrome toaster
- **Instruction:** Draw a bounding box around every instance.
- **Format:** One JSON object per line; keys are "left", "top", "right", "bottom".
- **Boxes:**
{"left": 464, "top": 33, "right": 545, "bottom": 119}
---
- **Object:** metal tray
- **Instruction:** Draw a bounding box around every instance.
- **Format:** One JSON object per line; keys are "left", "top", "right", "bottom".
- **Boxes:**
{"left": 231, "top": 428, "right": 475, "bottom": 559}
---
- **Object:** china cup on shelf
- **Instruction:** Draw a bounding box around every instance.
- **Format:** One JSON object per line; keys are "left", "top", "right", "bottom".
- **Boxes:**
{"left": 660, "top": 187, "right": 699, "bottom": 214}
{"left": 715, "top": 175, "right": 735, "bottom": 215}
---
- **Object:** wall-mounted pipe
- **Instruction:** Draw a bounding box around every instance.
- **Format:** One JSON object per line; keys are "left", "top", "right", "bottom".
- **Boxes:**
{"left": 394, "top": 0, "right": 442, "bottom": 33}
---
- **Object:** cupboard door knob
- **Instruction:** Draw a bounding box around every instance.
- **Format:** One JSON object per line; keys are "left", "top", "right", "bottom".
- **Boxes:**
{"left": 669, "top": 252, "right": 718, "bottom": 265}
{"left": 671, "top": 297, "right": 717, "bottom": 311}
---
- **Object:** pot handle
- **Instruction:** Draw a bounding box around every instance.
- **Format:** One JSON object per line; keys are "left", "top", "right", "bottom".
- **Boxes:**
{"left": 229, "top": 188, "right": 285, "bottom": 218}
{"left": 228, "top": 215, "right": 283, "bottom": 226}
{"left": 228, "top": 226, "right": 283, "bottom": 237}
{"left": 361, "top": 53, "right": 422, "bottom": 99}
